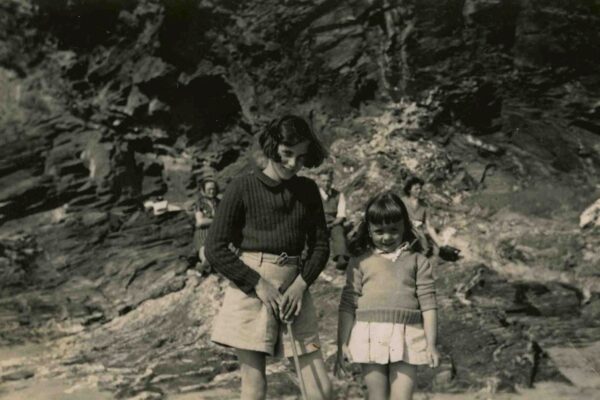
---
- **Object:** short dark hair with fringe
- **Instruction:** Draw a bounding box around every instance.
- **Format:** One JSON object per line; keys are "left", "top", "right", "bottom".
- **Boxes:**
{"left": 403, "top": 176, "right": 425, "bottom": 196}
{"left": 258, "top": 115, "right": 327, "bottom": 169}
{"left": 349, "top": 191, "right": 422, "bottom": 255}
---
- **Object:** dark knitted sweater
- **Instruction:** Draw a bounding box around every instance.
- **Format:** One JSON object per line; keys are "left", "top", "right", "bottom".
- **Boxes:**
{"left": 204, "top": 169, "right": 330, "bottom": 294}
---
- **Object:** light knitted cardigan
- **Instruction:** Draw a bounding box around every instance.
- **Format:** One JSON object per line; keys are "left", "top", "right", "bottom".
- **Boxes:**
{"left": 339, "top": 250, "right": 437, "bottom": 324}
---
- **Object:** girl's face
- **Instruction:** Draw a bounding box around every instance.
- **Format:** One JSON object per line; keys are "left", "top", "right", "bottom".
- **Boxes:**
{"left": 272, "top": 141, "right": 310, "bottom": 180}
{"left": 369, "top": 220, "right": 405, "bottom": 253}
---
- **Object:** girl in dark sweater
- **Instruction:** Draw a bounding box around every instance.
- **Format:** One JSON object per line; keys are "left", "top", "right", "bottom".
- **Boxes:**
{"left": 205, "top": 115, "right": 332, "bottom": 400}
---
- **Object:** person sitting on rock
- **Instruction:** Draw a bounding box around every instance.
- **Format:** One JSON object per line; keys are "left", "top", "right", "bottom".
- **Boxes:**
{"left": 318, "top": 168, "right": 350, "bottom": 270}
{"left": 403, "top": 176, "right": 460, "bottom": 261}
{"left": 192, "top": 178, "right": 220, "bottom": 274}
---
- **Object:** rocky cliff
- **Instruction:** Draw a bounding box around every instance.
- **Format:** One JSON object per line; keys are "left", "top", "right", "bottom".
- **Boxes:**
{"left": 1, "top": 0, "right": 599, "bottom": 399}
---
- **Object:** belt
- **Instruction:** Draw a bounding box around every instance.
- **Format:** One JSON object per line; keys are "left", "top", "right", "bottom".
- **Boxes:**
{"left": 241, "top": 251, "right": 300, "bottom": 266}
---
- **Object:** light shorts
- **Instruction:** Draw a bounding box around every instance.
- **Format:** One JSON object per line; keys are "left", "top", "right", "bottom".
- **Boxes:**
{"left": 211, "top": 252, "right": 321, "bottom": 358}
{"left": 348, "top": 321, "right": 429, "bottom": 365}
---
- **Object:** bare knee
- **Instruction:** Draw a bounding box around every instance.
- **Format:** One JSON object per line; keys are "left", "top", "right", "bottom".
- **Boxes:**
{"left": 389, "top": 361, "right": 416, "bottom": 400}
{"left": 363, "top": 364, "right": 389, "bottom": 400}
{"left": 237, "top": 350, "right": 267, "bottom": 400}
{"left": 365, "top": 383, "right": 388, "bottom": 400}
{"left": 240, "top": 368, "right": 266, "bottom": 400}
{"left": 241, "top": 376, "right": 266, "bottom": 400}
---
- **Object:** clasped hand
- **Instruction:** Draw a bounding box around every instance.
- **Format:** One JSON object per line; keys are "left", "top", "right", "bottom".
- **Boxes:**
{"left": 255, "top": 276, "right": 307, "bottom": 322}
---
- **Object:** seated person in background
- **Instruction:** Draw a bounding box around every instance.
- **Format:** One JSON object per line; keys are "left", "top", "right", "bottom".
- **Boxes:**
{"left": 318, "top": 168, "right": 350, "bottom": 270}
{"left": 192, "top": 178, "right": 220, "bottom": 273}
{"left": 403, "top": 176, "right": 441, "bottom": 257}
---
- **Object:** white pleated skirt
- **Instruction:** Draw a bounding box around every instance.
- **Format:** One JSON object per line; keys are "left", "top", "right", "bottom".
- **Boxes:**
{"left": 348, "top": 321, "right": 429, "bottom": 365}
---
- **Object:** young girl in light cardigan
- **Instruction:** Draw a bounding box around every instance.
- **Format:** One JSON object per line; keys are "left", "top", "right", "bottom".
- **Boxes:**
{"left": 335, "top": 191, "right": 440, "bottom": 400}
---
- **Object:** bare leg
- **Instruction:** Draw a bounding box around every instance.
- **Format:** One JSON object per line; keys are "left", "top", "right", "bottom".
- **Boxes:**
{"left": 389, "top": 361, "right": 417, "bottom": 400}
{"left": 362, "top": 363, "right": 389, "bottom": 400}
{"left": 288, "top": 350, "right": 332, "bottom": 400}
{"left": 237, "top": 349, "right": 267, "bottom": 400}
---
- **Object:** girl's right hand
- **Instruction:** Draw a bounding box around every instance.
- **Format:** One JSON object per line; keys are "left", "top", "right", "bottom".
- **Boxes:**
{"left": 334, "top": 345, "right": 352, "bottom": 378}
{"left": 255, "top": 278, "right": 282, "bottom": 319}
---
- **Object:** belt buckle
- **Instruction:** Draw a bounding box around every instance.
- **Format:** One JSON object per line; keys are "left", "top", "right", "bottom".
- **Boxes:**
{"left": 276, "top": 252, "right": 289, "bottom": 265}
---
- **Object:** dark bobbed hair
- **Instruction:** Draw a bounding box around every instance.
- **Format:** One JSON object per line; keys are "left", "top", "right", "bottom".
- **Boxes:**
{"left": 201, "top": 178, "right": 219, "bottom": 193}
{"left": 403, "top": 176, "right": 425, "bottom": 196}
{"left": 258, "top": 115, "right": 327, "bottom": 168}
{"left": 349, "top": 191, "right": 423, "bottom": 256}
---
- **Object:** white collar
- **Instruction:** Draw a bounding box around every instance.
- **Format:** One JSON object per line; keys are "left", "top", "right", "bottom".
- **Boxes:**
{"left": 374, "top": 242, "right": 409, "bottom": 262}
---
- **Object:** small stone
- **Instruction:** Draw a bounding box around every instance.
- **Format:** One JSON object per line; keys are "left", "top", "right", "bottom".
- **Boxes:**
{"left": 1, "top": 369, "right": 35, "bottom": 382}
{"left": 179, "top": 383, "right": 209, "bottom": 393}
{"left": 83, "top": 311, "right": 105, "bottom": 325}
{"left": 128, "top": 391, "right": 164, "bottom": 400}
{"left": 61, "top": 353, "right": 91, "bottom": 365}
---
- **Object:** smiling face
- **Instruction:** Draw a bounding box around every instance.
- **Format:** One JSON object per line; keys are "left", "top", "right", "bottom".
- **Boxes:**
{"left": 369, "top": 220, "right": 406, "bottom": 253}
{"left": 271, "top": 141, "right": 310, "bottom": 180}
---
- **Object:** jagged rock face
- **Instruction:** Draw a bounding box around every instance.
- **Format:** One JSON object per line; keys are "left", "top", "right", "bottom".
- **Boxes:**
{"left": 1, "top": 0, "right": 599, "bottom": 221}
{"left": 1, "top": 0, "right": 600, "bottom": 398}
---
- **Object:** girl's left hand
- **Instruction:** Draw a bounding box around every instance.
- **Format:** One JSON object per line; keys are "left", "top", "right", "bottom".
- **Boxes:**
{"left": 426, "top": 345, "right": 441, "bottom": 368}
{"left": 280, "top": 277, "right": 307, "bottom": 322}
{"left": 334, "top": 345, "right": 352, "bottom": 378}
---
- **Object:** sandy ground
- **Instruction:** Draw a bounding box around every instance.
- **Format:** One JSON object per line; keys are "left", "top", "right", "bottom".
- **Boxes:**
{"left": 1, "top": 341, "right": 599, "bottom": 400}
{"left": 2, "top": 273, "right": 599, "bottom": 400}
{"left": 2, "top": 380, "right": 597, "bottom": 400}
{"left": 170, "top": 381, "right": 600, "bottom": 399}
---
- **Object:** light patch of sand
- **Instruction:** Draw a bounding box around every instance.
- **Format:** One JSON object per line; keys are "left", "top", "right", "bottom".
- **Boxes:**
{"left": 0, "top": 378, "right": 112, "bottom": 400}
{"left": 546, "top": 341, "right": 600, "bottom": 388}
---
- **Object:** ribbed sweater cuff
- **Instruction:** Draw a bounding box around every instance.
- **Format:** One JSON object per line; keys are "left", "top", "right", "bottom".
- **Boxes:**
{"left": 417, "top": 293, "right": 437, "bottom": 311}
{"left": 301, "top": 252, "right": 329, "bottom": 287}
{"left": 338, "top": 303, "right": 356, "bottom": 315}
{"left": 356, "top": 308, "right": 422, "bottom": 324}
